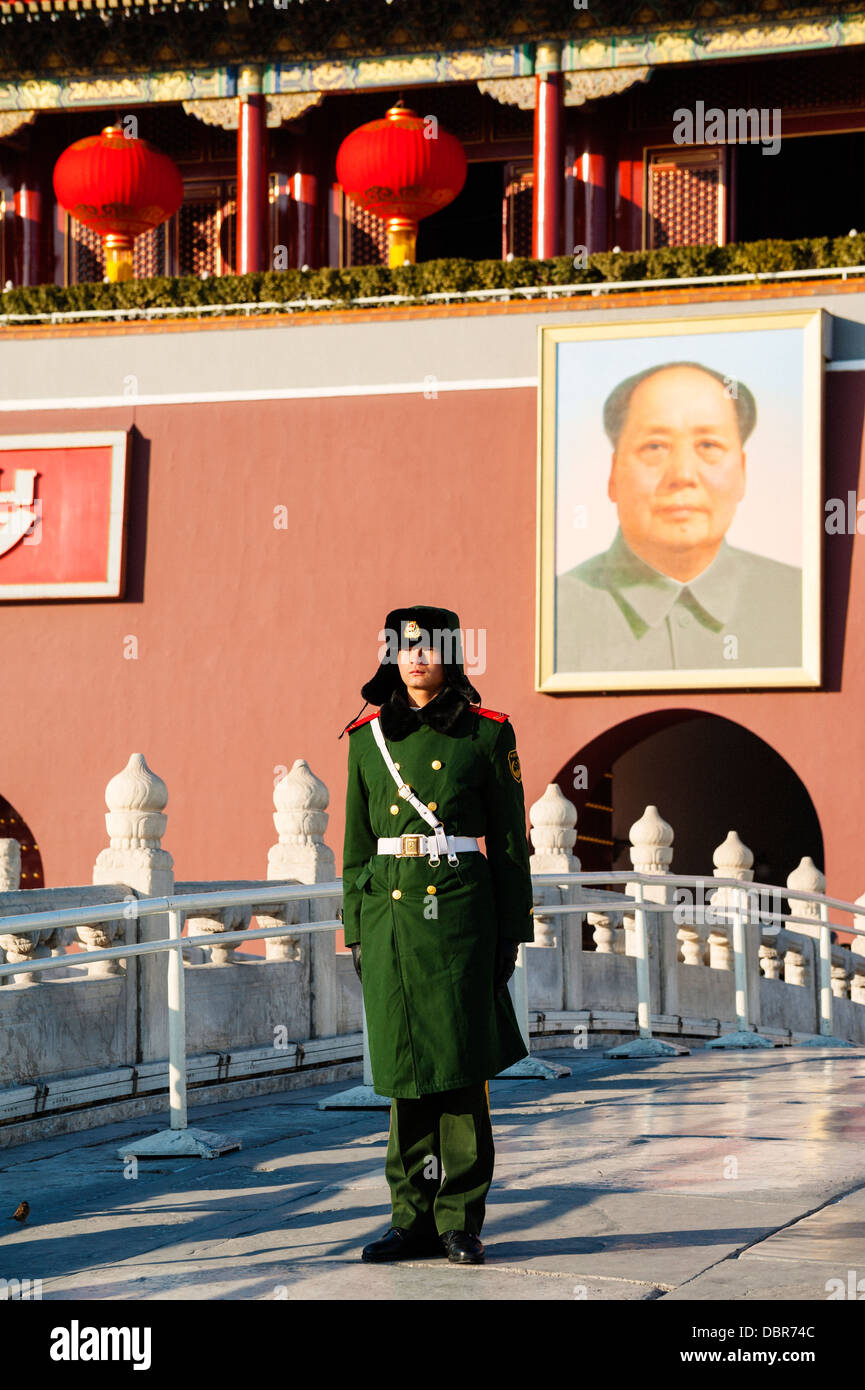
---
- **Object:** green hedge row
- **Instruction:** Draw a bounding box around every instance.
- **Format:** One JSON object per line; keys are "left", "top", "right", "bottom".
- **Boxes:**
{"left": 3, "top": 233, "right": 864, "bottom": 319}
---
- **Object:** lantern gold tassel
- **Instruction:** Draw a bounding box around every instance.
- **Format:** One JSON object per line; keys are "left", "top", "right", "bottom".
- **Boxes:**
{"left": 104, "top": 234, "right": 135, "bottom": 282}
{"left": 387, "top": 217, "right": 418, "bottom": 267}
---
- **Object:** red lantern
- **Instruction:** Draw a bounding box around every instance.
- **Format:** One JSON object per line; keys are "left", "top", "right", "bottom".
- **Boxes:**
{"left": 336, "top": 101, "right": 467, "bottom": 266}
{"left": 53, "top": 125, "right": 184, "bottom": 282}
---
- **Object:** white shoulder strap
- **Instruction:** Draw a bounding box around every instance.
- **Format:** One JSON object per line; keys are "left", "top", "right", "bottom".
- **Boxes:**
{"left": 370, "top": 716, "right": 452, "bottom": 862}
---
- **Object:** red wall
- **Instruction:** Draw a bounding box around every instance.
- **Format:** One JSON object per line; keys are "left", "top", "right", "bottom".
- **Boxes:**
{"left": 1, "top": 368, "right": 864, "bottom": 908}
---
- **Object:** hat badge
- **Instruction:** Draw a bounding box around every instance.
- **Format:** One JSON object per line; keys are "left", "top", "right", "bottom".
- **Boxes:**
{"left": 404, "top": 619, "right": 422, "bottom": 640}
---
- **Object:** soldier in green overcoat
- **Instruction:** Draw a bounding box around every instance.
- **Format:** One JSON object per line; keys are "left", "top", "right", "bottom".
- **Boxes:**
{"left": 340, "top": 604, "right": 535, "bottom": 1265}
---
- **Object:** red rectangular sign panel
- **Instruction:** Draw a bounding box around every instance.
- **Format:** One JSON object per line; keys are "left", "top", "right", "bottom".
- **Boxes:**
{"left": 0, "top": 431, "right": 129, "bottom": 598}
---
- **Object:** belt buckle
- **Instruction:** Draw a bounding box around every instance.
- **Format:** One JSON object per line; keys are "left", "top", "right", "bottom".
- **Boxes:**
{"left": 397, "top": 834, "right": 422, "bottom": 858}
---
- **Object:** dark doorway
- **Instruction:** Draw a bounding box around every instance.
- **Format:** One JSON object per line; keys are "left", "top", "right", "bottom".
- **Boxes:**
{"left": 0, "top": 796, "right": 44, "bottom": 889}
{"left": 735, "top": 132, "right": 865, "bottom": 242}
{"left": 557, "top": 710, "right": 823, "bottom": 889}
{"left": 417, "top": 160, "right": 504, "bottom": 262}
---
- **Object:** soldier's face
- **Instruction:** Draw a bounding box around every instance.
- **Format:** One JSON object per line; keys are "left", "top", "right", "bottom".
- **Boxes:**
{"left": 608, "top": 367, "right": 746, "bottom": 579}
{"left": 398, "top": 644, "right": 446, "bottom": 695}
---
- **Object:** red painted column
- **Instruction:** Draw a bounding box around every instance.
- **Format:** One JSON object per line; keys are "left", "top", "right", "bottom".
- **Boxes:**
{"left": 614, "top": 146, "right": 644, "bottom": 252}
{"left": 566, "top": 119, "right": 609, "bottom": 257}
{"left": 237, "top": 66, "right": 266, "bottom": 273}
{"left": 14, "top": 181, "right": 43, "bottom": 286}
{"left": 292, "top": 172, "right": 318, "bottom": 268}
{"left": 532, "top": 42, "right": 564, "bottom": 259}
{"left": 582, "top": 152, "right": 608, "bottom": 253}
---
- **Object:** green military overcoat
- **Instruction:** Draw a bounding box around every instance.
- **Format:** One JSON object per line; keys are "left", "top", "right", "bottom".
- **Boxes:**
{"left": 342, "top": 686, "right": 534, "bottom": 1099}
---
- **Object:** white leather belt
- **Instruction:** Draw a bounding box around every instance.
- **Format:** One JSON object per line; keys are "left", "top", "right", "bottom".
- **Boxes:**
{"left": 377, "top": 834, "right": 479, "bottom": 859}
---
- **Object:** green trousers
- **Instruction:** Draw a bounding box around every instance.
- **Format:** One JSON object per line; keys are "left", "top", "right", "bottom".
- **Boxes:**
{"left": 385, "top": 1082, "right": 495, "bottom": 1236}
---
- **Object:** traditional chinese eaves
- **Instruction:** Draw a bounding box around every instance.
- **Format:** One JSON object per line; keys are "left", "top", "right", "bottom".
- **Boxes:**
{"left": 0, "top": 1, "right": 862, "bottom": 81}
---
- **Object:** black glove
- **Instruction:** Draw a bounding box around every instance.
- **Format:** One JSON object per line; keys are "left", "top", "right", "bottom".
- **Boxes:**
{"left": 350, "top": 942, "right": 362, "bottom": 981}
{"left": 493, "top": 939, "right": 520, "bottom": 995}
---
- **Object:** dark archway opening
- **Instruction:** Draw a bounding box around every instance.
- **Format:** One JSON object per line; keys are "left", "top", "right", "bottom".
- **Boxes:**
{"left": 555, "top": 710, "right": 823, "bottom": 889}
{"left": 0, "top": 797, "right": 44, "bottom": 889}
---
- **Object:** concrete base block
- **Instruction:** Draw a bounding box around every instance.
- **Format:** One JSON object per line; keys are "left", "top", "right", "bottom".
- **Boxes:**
{"left": 604, "top": 1036, "right": 690, "bottom": 1058}
{"left": 317, "top": 1084, "right": 391, "bottom": 1110}
{"left": 498, "top": 1055, "right": 571, "bottom": 1079}
{"left": 705, "top": 1030, "right": 776, "bottom": 1050}
{"left": 117, "top": 1125, "right": 241, "bottom": 1160}
{"left": 792, "top": 1034, "right": 857, "bottom": 1048}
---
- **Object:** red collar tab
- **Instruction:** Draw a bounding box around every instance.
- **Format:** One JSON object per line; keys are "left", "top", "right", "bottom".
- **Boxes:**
{"left": 471, "top": 704, "right": 508, "bottom": 722}
{"left": 346, "top": 711, "right": 378, "bottom": 733}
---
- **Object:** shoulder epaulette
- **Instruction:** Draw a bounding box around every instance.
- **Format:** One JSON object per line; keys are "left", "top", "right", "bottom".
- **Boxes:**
{"left": 346, "top": 711, "right": 378, "bottom": 733}
{"left": 472, "top": 705, "right": 508, "bottom": 722}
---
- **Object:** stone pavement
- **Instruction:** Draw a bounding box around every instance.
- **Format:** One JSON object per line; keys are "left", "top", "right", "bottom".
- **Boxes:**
{"left": 1, "top": 1045, "right": 864, "bottom": 1301}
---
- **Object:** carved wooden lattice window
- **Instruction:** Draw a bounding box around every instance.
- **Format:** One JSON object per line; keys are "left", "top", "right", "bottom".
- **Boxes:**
{"left": 504, "top": 161, "right": 534, "bottom": 258}
{"left": 646, "top": 148, "right": 725, "bottom": 249}
{"left": 178, "top": 200, "right": 217, "bottom": 276}
{"left": 344, "top": 192, "right": 388, "bottom": 267}
{"left": 133, "top": 224, "right": 166, "bottom": 280}
{"left": 66, "top": 180, "right": 237, "bottom": 283}
{"left": 178, "top": 183, "right": 236, "bottom": 277}
{"left": 69, "top": 217, "right": 167, "bottom": 282}
{"left": 69, "top": 217, "right": 104, "bottom": 283}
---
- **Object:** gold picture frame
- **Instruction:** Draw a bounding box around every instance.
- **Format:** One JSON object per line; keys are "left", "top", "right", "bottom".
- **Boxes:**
{"left": 536, "top": 309, "right": 826, "bottom": 692}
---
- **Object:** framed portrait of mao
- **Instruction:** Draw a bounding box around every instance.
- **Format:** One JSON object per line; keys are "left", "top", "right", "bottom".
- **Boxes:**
{"left": 535, "top": 309, "right": 825, "bottom": 692}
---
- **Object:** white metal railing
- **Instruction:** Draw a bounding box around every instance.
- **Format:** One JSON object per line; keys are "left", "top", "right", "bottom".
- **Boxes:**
{"left": 1, "top": 870, "right": 863, "bottom": 1142}
{"left": 1, "top": 262, "right": 863, "bottom": 326}
{"left": 530, "top": 871, "right": 865, "bottom": 1046}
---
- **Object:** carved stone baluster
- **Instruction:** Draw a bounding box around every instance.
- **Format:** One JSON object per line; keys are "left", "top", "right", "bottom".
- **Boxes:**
{"left": 186, "top": 904, "right": 252, "bottom": 965}
{"left": 759, "top": 939, "right": 782, "bottom": 979}
{"left": 786, "top": 856, "right": 825, "bottom": 938}
{"left": 92, "top": 753, "right": 174, "bottom": 1064}
{"left": 88, "top": 755, "right": 172, "bottom": 977}
{"left": 588, "top": 911, "right": 619, "bottom": 954}
{"left": 627, "top": 804, "right": 673, "bottom": 959}
{"left": 529, "top": 783, "right": 580, "bottom": 949}
{"left": 266, "top": 760, "right": 337, "bottom": 1038}
{"left": 783, "top": 942, "right": 808, "bottom": 986}
{"left": 831, "top": 957, "right": 851, "bottom": 999}
{"left": 264, "top": 760, "right": 334, "bottom": 961}
{"left": 0, "top": 839, "right": 47, "bottom": 984}
{"left": 708, "top": 830, "right": 754, "bottom": 972}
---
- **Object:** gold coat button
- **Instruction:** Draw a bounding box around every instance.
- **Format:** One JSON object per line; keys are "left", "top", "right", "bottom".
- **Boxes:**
{"left": 390, "top": 804, "right": 399, "bottom": 815}
{"left": 427, "top": 885, "right": 437, "bottom": 894}
{"left": 392, "top": 889, "right": 402, "bottom": 900}
{"left": 394, "top": 762, "right": 400, "bottom": 770}
{"left": 428, "top": 801, "right": 437, "bottom": 811}
{"left": 431, "top": 759, "right": 442, "bottom": 770}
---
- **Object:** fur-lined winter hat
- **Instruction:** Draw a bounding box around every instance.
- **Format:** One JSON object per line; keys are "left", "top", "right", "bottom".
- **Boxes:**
{"left": 361, "top": 604, "right": 481, "bottom": 705}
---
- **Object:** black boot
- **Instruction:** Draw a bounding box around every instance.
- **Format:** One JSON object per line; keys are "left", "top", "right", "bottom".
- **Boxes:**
{"left": 361, "top": 1227, "right": 444, "bottom": 1262}
{"left": 440, "top": 1230, "right": 485, "bottom": 1264}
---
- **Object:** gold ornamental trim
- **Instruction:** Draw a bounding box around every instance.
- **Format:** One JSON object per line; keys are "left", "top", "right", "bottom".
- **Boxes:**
{"left": 0, "top": 109, "right": 35, "bottom": 137}
{"left": 182, "top": 92, "right": 323, "bottom": 130}
{"left": 564, "top": 66, "right": 651, "bottom": 105}
{"left": 477, "top": 77, "right": 536, "bottom": 110}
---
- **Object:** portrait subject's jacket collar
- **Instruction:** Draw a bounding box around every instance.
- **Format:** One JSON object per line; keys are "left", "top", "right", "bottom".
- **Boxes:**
{"left": 377, "top": 684, "right": 470, "bottom": 740}
{"left": 601, "top": 528, "right": 737, "bottom": 630}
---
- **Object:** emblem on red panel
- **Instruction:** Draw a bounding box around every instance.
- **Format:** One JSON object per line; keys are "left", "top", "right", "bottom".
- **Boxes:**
{"left": 0, "top": 468, "right": 39, "bottom": 557}
{"left": 0, "top": 432, "right": 129, "bottom": 600}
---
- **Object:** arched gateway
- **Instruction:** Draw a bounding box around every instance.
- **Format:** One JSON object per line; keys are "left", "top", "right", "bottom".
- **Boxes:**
{"left": 553, "top": 711, "right": 823, "bottom": 888}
